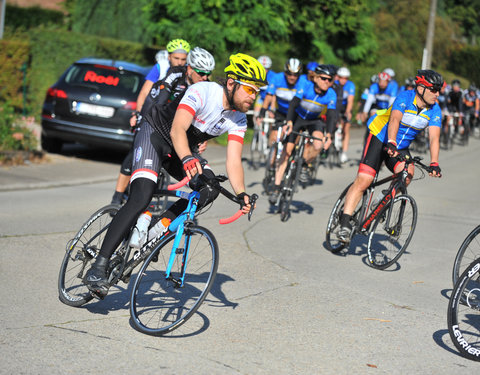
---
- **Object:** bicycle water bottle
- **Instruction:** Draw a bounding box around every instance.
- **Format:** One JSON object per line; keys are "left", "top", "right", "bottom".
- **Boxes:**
{"left": 148, "top": 217, "right": 171, "bottom": 241}
{"left": 129, "top": 211, "right": 152, "bottom": 248}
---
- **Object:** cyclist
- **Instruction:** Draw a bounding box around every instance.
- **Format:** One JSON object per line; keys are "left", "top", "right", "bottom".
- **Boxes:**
{"left": 258, "top": 58, "right": 304, "bottom": 147}
{"left": 463, "top": 83, "right": 479, "bottom": 135}
{"left": 253, "top": 55, "right": 276, "bottom": 117}
{"left": 445, "top": 79, "right": 464, "bottom": 137}
{"left": 268, "top": 64, "right": 337, "bottom": 203}
{"left": 383, "top": 68, "right": 399, "bottom": 96}
{"left": 398, "top": 77, "right": 416, "bottom": 93}
{"left": 84, "top": 53, "right": 266, "bottom": 298}
{"left": 356, "top": 74, "right": 378, "bottom": 126}
{"left": 335, "top": 67, "right": 356, "bottom": 163}
{"left": 111, "top": 39, "right": 191, "bottom": 205}
{"left": 362, "top": 71, "right": 397, "bottom": 121}
{"left": 337, "top": 69, "right": 443, "bottom": 243}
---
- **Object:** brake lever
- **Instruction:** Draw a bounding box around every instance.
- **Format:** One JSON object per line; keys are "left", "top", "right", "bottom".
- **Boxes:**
{"left": 247, "top": 194, "right": 258, "bottom": 221}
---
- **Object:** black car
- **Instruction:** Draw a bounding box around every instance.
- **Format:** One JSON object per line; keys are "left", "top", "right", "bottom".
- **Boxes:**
{"left": 41, "top": 58, "right": 151, "bottom": 152}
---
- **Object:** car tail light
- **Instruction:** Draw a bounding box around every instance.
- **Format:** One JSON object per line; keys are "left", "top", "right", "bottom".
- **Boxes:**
{"left": 123, "top": 101, "right": 137, "bottom": 110}
{"left": 47, "top": 87, "right": 68, "bottom": 99}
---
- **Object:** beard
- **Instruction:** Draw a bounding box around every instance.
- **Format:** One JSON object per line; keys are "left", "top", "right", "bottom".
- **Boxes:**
{"left": 232, "top": 94, "right": 254, "bottom": 113}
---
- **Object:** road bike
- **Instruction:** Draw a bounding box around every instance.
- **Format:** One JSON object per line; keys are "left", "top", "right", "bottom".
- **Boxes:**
{"left": 452, "top": 225, "right": 480, "bottom": 286}
{"left": 58, "top": 174, "right": 256, "bottom": 335}
{"left": 447, "top": 256, "right": 480, "bottom": 362}
{"left": 325, "top": 155, "right": 434, "bottom": 269}
{"left": 250, "top": 117, "right": 274, "bottom": 170}
{"left": 272, "top": 130, "right": 323, "bottom": 222}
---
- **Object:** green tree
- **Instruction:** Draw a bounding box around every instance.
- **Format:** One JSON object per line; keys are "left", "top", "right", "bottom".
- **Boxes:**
{"left": 443, "top": 0, "right": 480, "bottom": 45}
{"left": 65, "top": 0, "right": 150, "bottom": 44}
{"left": 142, "top": 0, "right": 292, "bottom": 57}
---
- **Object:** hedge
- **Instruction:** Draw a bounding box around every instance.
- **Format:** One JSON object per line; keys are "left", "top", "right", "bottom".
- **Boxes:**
{"left": 0, "top": 40, "right": 30, "bottom": 110}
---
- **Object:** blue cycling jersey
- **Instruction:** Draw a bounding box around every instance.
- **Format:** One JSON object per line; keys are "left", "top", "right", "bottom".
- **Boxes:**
{"left": 367, "top": 82, "right": 397, "bottom": 110}
{"left": 368, "top": 90, "right": 442, "bottom": 149}
{"left": 294, "top": 80, "right": 337, "bottom": 120}
{"left": 334, "top": 79, "right": 355, "bottom": 106}
{"left": 259, "top": 70, "right": 277, "bottom": 101}
{"left": 145, "top": 61, "right": 171, "bottom": 82}
{"left": 267, "top": 72, "right": 305, "bottom": 114}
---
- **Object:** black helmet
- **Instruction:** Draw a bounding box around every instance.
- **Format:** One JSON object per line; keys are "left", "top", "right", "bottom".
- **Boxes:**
{"left": 451, "top": 79, "right": 461, "bottom": 87}
{"left": 415, "top": 69, "right": 444, "bottom": 91}
{"left": 315, "top": 64, "right": 335, "bottom": 77}
{"left": 405, "top": 77, "right": 415, "bottom": 86}
{"left": 468, "top": 83, "right": 477, "bottom": 92}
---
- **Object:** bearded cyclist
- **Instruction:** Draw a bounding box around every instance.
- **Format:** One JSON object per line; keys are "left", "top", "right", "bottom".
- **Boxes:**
{"left": 337, "top": 69, "right": 443, "bottom": 243}
{"left": 84, "top": 53, "right": 267, "bottom": 298}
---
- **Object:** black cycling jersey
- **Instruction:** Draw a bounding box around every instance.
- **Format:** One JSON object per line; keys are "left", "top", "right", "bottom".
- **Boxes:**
{"left": 144, "top": 66, "right": 192, "bottom": 145}
{"left": 447, "top": 90, "right": 463, "bottom": 113}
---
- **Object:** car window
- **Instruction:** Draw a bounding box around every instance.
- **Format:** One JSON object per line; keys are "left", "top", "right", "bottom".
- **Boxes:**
{"left": 64, "top": 64, "right": 144, "bottom": 97}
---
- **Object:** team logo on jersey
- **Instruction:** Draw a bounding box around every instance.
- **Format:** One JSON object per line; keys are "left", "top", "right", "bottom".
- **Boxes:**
{"left": 144, "top": 159, "right": 153, "bottom": 167}
{"left": 212, "top": 118, "right": 226, "bottom": 134}
{"left": 135, "top": 147, "right": 143, "bottom": 162}
{"left": 150, "top": 87, "right": 160, "bottom": 98}
{"left": 188, "top": 95, "right": 197, "bottom": 103}
{"left": 400, "top": 102, "right": 406, "bottom": 108}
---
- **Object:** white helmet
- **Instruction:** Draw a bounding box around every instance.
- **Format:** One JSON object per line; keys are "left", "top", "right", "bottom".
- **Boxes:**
{"left": 285, "top": 58, "right": 302, "bottom": 74}
{"left": 337, "top": 67, "right": 350, "bottom": 78}
{"left": 383, "top": 68, "right": 395, "bottom": 78}
{"left": 155, "top": 50, "right": 169, "bottom": 63}
{"left": 187, "top": 47, "right": 215, "bottom": 72}
{"left": 258, "top": 55, "right": 272, "bottom": 69}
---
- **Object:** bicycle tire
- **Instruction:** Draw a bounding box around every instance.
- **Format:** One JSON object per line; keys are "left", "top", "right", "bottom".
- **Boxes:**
{"left": 325, "top": 183, "right": 363, "bottom": 253}
{"left": 452, "top": 225, "right": 480, "bottom": 286}
{"left": 447, "top": 258, "right": 480, "bottom": 362}
{"left": 58, "top": 204, "right": 119, "bottom": 307}
{"left": 367, "top": 194, "right": 417, "bottom": 270}
{"left": 250, "top": 128, "right": 265, "bottom": 170}
{"left": 279, "top": 157, "right": 300, "bottom": 222}
{"left": 263, "top": 142, "right": 279, "bottom": 194}
{"left": 130, "top": 225, "right": 219, "bottom": 336}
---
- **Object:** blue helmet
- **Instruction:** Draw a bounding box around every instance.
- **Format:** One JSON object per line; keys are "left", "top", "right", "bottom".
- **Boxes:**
{"left": 306, "top": 61, "right": 319, "bottom": 72}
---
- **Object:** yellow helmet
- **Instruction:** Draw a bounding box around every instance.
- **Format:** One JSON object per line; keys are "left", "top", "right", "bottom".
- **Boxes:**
{"left": 224, "top": 53, "right": 268, "bottom": 86}
{"left": 166, "top": 39, "right": 191, "bottom": 54}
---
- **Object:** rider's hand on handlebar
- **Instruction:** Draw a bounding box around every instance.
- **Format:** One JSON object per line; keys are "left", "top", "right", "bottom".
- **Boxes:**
{"left": 429, "top": 162, "right": 442, "bottom": 178}
{"left": 237, "top": 192, "right": 255, "bottom": 215}
{"left": 182, "top": 155, "right": 202, "bottom": 180}
{"left": 385, "top": 140, "right": 398, "bottom": 157}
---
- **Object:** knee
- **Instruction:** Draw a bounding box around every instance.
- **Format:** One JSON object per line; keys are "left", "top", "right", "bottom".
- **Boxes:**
{"left": 126, "top": 179, "right": 156, "bottom": 212}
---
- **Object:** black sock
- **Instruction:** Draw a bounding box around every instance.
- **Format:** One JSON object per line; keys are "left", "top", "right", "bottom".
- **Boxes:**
{"left": 340, "top": 213, "right": 352, "bottom": 228}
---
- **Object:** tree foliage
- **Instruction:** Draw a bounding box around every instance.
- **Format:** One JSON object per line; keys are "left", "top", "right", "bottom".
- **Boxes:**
{"left": 443, "top": 0, "right": 480, "bottom": 44}
{"left": 65, "top": 0, "right": 150, "bottom": 44}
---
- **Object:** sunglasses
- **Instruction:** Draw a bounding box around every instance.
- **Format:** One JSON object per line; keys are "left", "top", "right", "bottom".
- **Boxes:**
{"left": 234, "top": 80, "right": 260, "bottom": 95}
{"left": 286, "top": 72, "right": 300, "bottom": 77}
{"left": 318, "top": 75, "right": 333, "bottom": 82}
{"left": 423, "top": 85, "right": 440, "bottom": 94}
{"left": 193, "top": 68, "right": 211, "bottom": 77}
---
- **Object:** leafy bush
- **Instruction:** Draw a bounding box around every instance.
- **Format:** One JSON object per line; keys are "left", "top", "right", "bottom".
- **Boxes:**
{"left": 0, "top": 103, "right": 38, "bottom": 152}
{"left": 5, "top": 4, "right": 65, "bottom": 30}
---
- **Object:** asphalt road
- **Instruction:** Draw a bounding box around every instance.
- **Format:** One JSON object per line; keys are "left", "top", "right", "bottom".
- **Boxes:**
{"left": 1, "top": 129, "right": 479, "bottom": 374}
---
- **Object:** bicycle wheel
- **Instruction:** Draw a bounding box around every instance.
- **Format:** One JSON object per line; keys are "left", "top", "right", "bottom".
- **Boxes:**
{"left": 447, "top": 258, "right": 480, "bottom": 362}
{"left": 250, "top": 128, "right": 263, "bottom": 170}
{"left": 367, "top": 194, "right": 417, "bottom": 270}
{"left": 279, "top": 158, "right": 300, "bottom": 222}
{"left": 58, "top": 204, "right": 119, "bottom": 307}
{"left": 325, "top": 183, "right": 366, "bottom": 253}
{"left": 263, "top": 142, "right": 279, "bottom": 194}
{"left": 452, "top": 225, "right": 480, "bottom": 286}
{"left": 130, "top": 225, "right": 219, "bottom": 336}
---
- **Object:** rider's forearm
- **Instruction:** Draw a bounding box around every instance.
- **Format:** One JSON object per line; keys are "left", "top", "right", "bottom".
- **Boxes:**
{"left": 226, "top": 142, "right": 246, "bottom": 195}
{"left": 326, "top": 108, "right": 337, "bottom": 135}
{"left": 428, "top": 127, "right": 440, "bottom": 164}
{"left": 286, "top": 96, "right": 301, "bottom": 122}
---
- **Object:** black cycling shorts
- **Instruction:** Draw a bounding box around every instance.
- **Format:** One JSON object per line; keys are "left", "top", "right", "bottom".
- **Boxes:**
{"left": 286, "top": 117, "right": 325, "bottom": 144}
{"left": 359, "top": 133, "right": 411, "bottom": 177}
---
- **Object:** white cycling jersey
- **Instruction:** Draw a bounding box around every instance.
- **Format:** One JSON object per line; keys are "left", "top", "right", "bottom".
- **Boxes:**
{"left": 178, "top": 82, "right": 247, "bottom": 144}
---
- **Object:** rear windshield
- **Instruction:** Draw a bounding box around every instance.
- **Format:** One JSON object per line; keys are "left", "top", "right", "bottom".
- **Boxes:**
{"left": 64, "top": 63, "right": 145, "bottom": 97}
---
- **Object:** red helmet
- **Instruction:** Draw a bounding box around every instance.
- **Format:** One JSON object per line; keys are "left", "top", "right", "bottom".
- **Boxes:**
{"left": 378, "top": 72, "right": 391, "bottom": 81}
